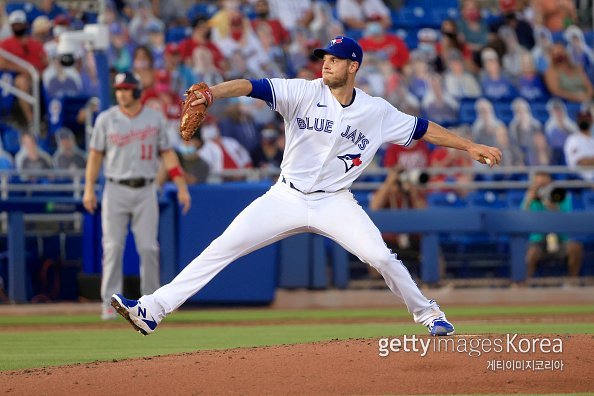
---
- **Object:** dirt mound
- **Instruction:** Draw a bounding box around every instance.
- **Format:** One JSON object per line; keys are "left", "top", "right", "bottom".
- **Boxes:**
{"left": 2, "top": 335, "right": 593, "bottom": 395}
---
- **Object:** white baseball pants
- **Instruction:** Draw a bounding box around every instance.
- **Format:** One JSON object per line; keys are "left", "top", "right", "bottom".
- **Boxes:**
{"left": 142, "top": 181, "right": 443, "bottom": 325}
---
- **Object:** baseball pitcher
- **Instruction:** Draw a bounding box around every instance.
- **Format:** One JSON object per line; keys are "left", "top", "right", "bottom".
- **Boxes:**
{"left": 83, "top": 72, "right": 191, "bottom": 320}
{"left": 112, "top": 37, "right": 502, "bottom": 335}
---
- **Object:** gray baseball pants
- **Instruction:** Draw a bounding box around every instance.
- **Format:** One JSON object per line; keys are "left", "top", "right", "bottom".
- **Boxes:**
{"left": 101, "top": 181, "right": 160, "bottom": 308}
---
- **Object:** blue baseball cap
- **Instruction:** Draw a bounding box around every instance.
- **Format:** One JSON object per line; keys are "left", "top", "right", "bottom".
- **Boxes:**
{"left": 313, "top": 36, "right": 363, "bottom": 66}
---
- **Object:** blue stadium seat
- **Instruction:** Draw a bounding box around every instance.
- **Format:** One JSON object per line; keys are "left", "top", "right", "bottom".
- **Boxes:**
{"left": 564, "top": 102, "right": 581, "bottom": 119}
{"left": 551, "top": 31, "right": 565, "bottom": 44}
{"left": 428, "top": 9, "right": 457, "bottom": 28}
{"left": 165, "top": 26, "right": 191, "bottom": 43}
{"left": 583, "top": 190, "right": 594, "bottom": 209}
{"left": 570, "top": 191, "right": 585, "bottom": 211}
{"left": 506, "top": 190, "right": 526, "bottom": 209}
{"left": 427, "top": 191, "right": 468, "bottom": 208}
{"left": 1, "top": 124, "right": 21, "bottom": 155}
{"left": 405, "top": 0, "right": 459, "bottom": 9}
{"left": 530, "top": 100, "right": 549, "bottom": 124}
{"left": 393, "top": 7, "right": 429, "bottom": 29}
{"left": 459, "top": 98, "right": 477, "bottom": 124}
{"left": 466, "top": 190, "right": 508, "bottom": 209}
{"left": 493, "top": 101, "right": 513, "bottom": 125}
{"left": 187, "top": 3, "right": 219, "bottom": 23}
{"left": 584, "top": 31, "right": 594, "bottom": 48}
{"left": 6, "top": 2, "right": 41, "bottom": 23}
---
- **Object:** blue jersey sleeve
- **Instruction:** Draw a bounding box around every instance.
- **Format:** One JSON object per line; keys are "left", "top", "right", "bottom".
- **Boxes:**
{"left": 247, "top": 79, "right": 274, "bottom": 108}
{"left": 412, "top": 117, "right": 429, "bottom": 140}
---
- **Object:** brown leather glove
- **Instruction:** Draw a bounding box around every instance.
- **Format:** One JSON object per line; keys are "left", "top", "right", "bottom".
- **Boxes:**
{"left": 179, "top": 82, "right": 214, "bottom": 141}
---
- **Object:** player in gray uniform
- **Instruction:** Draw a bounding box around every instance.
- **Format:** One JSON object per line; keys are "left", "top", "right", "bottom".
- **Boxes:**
{"left": 83, "top": 72, "right": 191, "bottom": 320}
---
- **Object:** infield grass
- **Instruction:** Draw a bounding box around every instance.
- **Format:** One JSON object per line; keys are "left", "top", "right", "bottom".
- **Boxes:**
{"left": 0, "top": 304, "right": 593, "bottom": 371}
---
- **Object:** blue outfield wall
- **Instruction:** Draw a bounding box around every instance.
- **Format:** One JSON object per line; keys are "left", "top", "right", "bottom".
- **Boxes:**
{"left": 175, "top": 182, "right": 277, "bottom": 304}
{"left": 5, "top": 184, "right": 593, "bottom": 303}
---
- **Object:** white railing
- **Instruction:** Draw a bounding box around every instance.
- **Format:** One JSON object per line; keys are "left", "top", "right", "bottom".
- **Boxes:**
{"left": 0, "top": 48, "right": 40, "bottom": 136}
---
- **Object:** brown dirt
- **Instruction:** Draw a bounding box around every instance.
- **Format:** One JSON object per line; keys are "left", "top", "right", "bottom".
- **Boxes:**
{"left": 1, "top": 335, "right": 593, "bottom": 395}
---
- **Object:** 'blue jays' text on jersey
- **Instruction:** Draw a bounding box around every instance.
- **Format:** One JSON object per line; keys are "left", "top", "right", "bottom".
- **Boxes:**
{"left": 249, "top": 78, "right": 428, "bottom": 193}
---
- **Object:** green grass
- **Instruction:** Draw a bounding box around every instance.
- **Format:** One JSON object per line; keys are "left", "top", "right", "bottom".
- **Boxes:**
{"left": 1, "top": 304, "right": 593, "bottom": 326}
{"left": 1, "top": 303, "right": 593, "bottom": 372}
{"left": 1, "top": 321, "right": 594, "bottom": 371}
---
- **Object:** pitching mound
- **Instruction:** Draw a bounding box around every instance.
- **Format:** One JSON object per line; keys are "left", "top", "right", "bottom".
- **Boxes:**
{"left": 2, "top": 334, "right": 593, "bottom": 395}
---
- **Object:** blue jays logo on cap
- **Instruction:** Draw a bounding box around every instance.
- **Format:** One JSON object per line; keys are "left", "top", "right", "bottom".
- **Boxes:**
{"left": 314, "top": 36, "right": 363, "bottom": 66}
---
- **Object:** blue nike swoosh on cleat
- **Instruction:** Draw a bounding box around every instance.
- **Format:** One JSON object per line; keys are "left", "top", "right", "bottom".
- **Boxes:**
{"left": 142, "top": 318, "right": 158, "bottom": 330}
{"left": 316, "top": 102, "right": 327, "bottom": 107}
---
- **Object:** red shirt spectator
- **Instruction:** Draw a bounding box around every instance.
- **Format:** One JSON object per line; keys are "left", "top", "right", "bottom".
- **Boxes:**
{"left": 141, "top": 70, "right": 182, "bottom": 120}
{"left": 383, "top": 140, "right": 430, "bottom": 169}
{"left": 359, "top": 23, "right": 409, "bottom": 70}
{"left": 0, "top": 11, "right": 47, "bottom": 71}
{"left": 251, "top": 0, "right": 290, "bottom": 46}
{"left": 178, "top": 17, "right": 225, "bottom": 72}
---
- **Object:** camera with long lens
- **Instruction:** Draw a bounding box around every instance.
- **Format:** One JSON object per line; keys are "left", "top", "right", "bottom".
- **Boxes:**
{"left": 397, "top": 168, "right": 430, "bottom": 186}
{"left": 56, "top": 25, "right": 109, "bottom": 67}
{"left": 536, "top": 185, "right": 566, "bottom": 204}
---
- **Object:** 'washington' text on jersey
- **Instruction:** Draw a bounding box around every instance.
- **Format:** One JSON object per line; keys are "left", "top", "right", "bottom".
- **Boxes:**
{"left": 341, "top": 125, "right": 369, "bottom": 150}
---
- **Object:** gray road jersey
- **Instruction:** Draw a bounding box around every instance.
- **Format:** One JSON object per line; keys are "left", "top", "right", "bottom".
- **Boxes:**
{"left": 90, "top": 106, "right": 172, "bottom": 179}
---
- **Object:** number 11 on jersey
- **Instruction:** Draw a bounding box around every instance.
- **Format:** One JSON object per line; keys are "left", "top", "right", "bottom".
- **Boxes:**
{"left": 141, "top": 143, "right": 153, "bottom": 160}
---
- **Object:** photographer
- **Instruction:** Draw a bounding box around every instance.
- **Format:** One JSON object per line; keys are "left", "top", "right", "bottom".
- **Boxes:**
{"left": 522, "top": 172, "right": 583, "bottom": 281}
{"left": 370, "top": 166, "right": 434, "bottom": 280}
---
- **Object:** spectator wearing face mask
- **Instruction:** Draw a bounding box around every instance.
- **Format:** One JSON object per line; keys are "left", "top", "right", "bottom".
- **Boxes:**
{"left": 564, "top": 110, "right": 594, "bottom": 181}
{"left": 456, "top": 0, "right": 488, "bottom": 54}
{"left": 359, "top": 22, "right": 409, "bottom": 70}
{"left": 174, "top": 130, "right": 209, "bottom": 185}
{"left": 491, "top": 0, "right": 535, "bottom": 50}
{"left": 198, "top": 117, "right": 252, "bottom": 182}
{"left": 409, "top": 28, "right": 438, "bottom": 68}
{"left": 250, "top": 0, "right": 290, "bottom": 46}
{"left": 179, "top": 17, "right": 226, "bottom": 74}
{"left": 0, "top": 10, "right": 48, "bottom": 127}
{"left": 544, "top": 43, "right": 593, "bottom": 103}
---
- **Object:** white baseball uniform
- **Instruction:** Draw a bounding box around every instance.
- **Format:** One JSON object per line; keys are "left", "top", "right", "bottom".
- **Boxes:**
{"left": 90, "top": 105, "right": 171, "bottom": 309}
{"left": 140, "top": 78, "right": 444, "bottom": 326}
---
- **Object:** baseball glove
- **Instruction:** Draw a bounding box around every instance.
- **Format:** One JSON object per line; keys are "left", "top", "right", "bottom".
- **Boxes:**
{"left": 179, "top": 82, "right": 214, "bottom": 141}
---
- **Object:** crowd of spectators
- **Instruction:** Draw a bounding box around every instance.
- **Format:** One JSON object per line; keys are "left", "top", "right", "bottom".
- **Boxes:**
{"left": 0, "top": 0, "right": 593, "bottom": 185}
